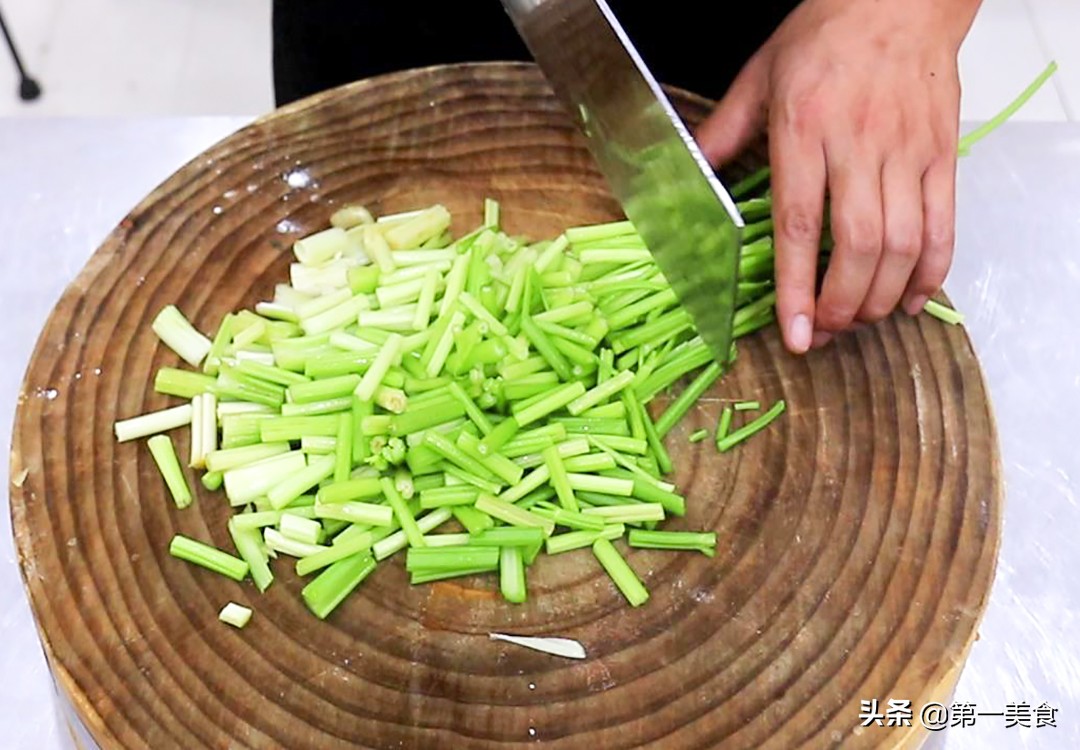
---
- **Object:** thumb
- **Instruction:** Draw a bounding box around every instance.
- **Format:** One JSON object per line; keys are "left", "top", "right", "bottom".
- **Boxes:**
{"left": 695, "top": 56, "right": 770, "bottom": 168}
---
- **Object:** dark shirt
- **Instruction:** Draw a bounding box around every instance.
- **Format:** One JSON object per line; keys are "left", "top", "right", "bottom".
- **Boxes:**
{"left": 272, "top": 1, "right": 800, "bottom": 106}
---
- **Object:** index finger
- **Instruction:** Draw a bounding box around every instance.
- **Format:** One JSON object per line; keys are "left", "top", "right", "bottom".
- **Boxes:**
{"left": 768, "top": 108, "right": 827, "bottom": 355}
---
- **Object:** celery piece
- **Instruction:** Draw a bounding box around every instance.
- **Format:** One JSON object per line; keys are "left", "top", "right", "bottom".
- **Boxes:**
{"left": 155, "top": 367, "right": 215, "bottom": 399}
{"left": 717, "top": 399, "right": 786, "bottom": 452}
{"left": 582, "top": 503, "right": 666, "bottom": 524}
{"left": 566, "top": 370, "right": 634, "bottom": 415}
{"left": 592, "top": 538, "right": 648, "bottom": 607}
{"left": 204, "top": 442, "right": 291, "bottom": 473}
{"left": 228, "top": 519, "right": 274, "bottom": 591}
{"left": 512, "top": 382, "right": 586, "bottom": 428}
{"left": 259, "top": 414, "right": 340, "bottom": 442}
{"left": 314, "top": 499, "right": 393, "bottom": 526}
{"left": 923, "top": 299, "right": 965, "bottom": 325}
{"left": 264, "top": 527, "right": 328, "bottom": 558}
{"left": 545, "top": 523, "right": 625, "bottom": 555}
{"left": 223, "top": 451, "right": 307, "bottom": 507}
{"left": 147, "top": 435, "right": 192, "bottom": 509}
{"left": 565, "top": 473, "right": 633, "bottom": 497}
{"left": 475, "top": 494, "right": 555, "bottom": 536}
{"left": 279, "top": 513, "right": 324, "bottom": 545}
{"left": 267, "top": 455, "right": 336, "bottom": 510}
{"left": 218, "top": 602, "right": 254, "bottom": 629}
{"left": 405, "top": 546, "right": 501, "bottom": 573}
{"left": 734, "top": 401, "right": 760, "bottom": 412}
{"left": 152, "top": 305, "right": 212, "bottom": 366}
{"left": 542, "top": 445, "right": 578, "bottom": 512}
{"left": 169, "top": 534, "right": 248, "bottom": 581}
{"left": 301, "top": 552, "right": 377, "bottom": 620}
{"left": 655, "top": 361, "right": 723, "bottom": 438}
{"left": 334, "top": 412, "right": 353, "bottom": 483}
{"left": 627, "top": 529, "right": 716, "bottom": 557}
{"left": 499, "top": 546, "right": 527, "bottom": 603}
{"left": 689, "top": 429, "right": 709, "bottom": 443}
{"left": 531, "top": 503, "right": 605, "bottom": 532}
{"left": 456, "top": 432, "right": 523, "bottom": 486}
{"left": 373, "top": 507, "right": 451, "bottom": 560}
{"left": 201, "top": 471, "right": 224, "bottom": 491}
{"left": 280, "top": 396, "right": 352, "bottom": 417}
{"left": 288, "top": 374, "right": 361, "bottom": 404}
{"left": 381, "top": 477, "right": 425, "bottom": 549}
{"left": 115, "top": 403, "right": 193, "bottom": 443}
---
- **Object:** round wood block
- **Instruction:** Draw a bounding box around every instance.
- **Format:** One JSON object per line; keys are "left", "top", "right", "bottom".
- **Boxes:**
{"left": 9, "top": 63, "right": 1001, "bottom": 749}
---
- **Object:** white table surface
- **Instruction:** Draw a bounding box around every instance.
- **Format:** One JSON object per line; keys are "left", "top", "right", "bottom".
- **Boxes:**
{"left": 1, "top": 118, "right": 1077, "bottom": 748}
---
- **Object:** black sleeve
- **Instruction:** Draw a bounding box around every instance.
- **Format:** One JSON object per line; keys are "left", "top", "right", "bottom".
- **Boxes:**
{"left": 272, "top": 0, "right": 799, "bottom": 107}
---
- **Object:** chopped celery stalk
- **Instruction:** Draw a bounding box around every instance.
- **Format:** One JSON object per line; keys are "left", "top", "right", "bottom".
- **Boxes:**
{"left": 717, "top": 406, "right": 734, "bottom": 443}
{"left": 592, "top": 538, "right": 649, "bottom": 607}
{"left": 152, "top": 305, "right": 212, "bottom": 366}
{"left": 373, "top": 507, "right": 451, "bottom": 560}
{"left": 115, "top": 403, "right": 193, "bottom": 443}
{"left": 734, "top": 401, "right": 760, "bottom": 412}
{"left": 566, "top": 370, "right": 634, "bottom": 415}
{"left": 279, "top": 513, "right": 324, "bottom": 545}
{"left": 512, "top": 382, "right": 586, "bottom": 427}
{"left": 228, "top": 520, "right": 274, "bottom": 591}
{"left": 654, "top": 361, "right": 724, "bottom": 438}
{"left": 205, "top": 442, "right": 290, "bottom": 473}
{"left": 689, "top": 429, "right": 709, "bottom": 443}
{"left": 474, "top": 494, "right": 555, "bottom": 536}
{"left": 717, "top": 399, "right": 787, "bottom": 452}
{"left": 405, "top": 546, "right": 501, "bottom": 572}
{"left": 218, "top": 602, "right": 254, "bottom": 628}
{"left": 531, "top": 503, "right": 605, "bottom": 532}
{"left": 923, "top": 299, "right": 965, "bottom": 325}
{"left": 170, "top": 534, "right": 248, "bottom": 581}
{"left": 147, "top": 435, "right": 192, "bottom": 509}
{"left": 314, "top": 499, "right": 394, "bottom": 526}
{"left": 420, "top": 485, "right": 481, "bottom": 508}
{"left": 582, "top": 503, "right": 666, "bottom": 524}
{"left": 497, "top": 464, "right": 550, "bottom": 504}
{"left": 545, "top": 524, "right": 625, "bottom": 555}
{"left": 381, "top": 477, "right": 426, "bottom": 549}
{"left": 201, "top": 471, "right": 224, "bottom": 491}
{"left": 422, "top": 533, "right": 471, "bottom": 547}
{"left": 542, "top": 445, "right": 578, "bottom": 512}
{"left": 627, "top": 529, "right": 717, "bottom": 557}
{"left": 223, "top": 451, "right": 307, "bottom": 506}
{"left": 264, "top": 527, "right": 328, "bottom": 558}
{"left": 565, "top": 473, "right": 633, "bottom": 497}
{"left": 267, "top": 454, "right": 336, "bottom": 510}
{"left": 316, "top": 477, "right": 383, "bottom": 504}
{"left": 155, "top": 367, "right": 215, "bottom": 399}
{"left": 301, "top": 552, "right": 377, "bottom": 619}
{"left": 499, "top": 546, "right": 527, "bottom": 603}
{"left": 334, "top": 412, "right": 353, "bottom": 482}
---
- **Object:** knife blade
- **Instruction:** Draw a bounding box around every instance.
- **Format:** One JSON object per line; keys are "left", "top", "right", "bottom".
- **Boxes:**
{"left": 499, "top": 0, "right": 744, "bottom": 363}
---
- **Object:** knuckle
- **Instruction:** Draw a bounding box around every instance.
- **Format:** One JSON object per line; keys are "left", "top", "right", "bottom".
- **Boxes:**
{"left": 885, "top": 228, "right": 922, "bottom": 262}
{"left": 858, "top": 297, "right": 896, "bottom": 323}
{"left": 816, "top": 302, "right": 856, "bottom": 332}
{"left": 777, "top": 205, "right": 820, "bottom": 243}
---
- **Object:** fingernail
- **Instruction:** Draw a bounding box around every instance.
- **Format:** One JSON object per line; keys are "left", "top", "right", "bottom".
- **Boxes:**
{"left": 905, "top": 295, "right": 929, "bottom": 316}
{"left": 789, "top": 314, "right": 812, "bottom": 353}
{"left": 811, "top": 330, "right": 834, "bottom": 349}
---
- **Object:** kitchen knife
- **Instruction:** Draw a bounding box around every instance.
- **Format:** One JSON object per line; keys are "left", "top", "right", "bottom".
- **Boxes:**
{"left": 499, "top": 0, "right": 744, "bottom": 363}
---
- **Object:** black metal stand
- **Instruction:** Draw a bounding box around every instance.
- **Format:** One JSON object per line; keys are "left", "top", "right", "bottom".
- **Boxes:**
{"left": 0, "top": 5, "right": 41, "bottom": 101}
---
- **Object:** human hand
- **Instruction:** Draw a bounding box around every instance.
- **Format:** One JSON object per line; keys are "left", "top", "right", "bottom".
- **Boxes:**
{"left": 696, "top": 0, "right": 981, "bottom": 353}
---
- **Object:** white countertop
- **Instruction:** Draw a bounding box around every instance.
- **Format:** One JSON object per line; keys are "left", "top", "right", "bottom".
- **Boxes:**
{"left": 1, "top": 118, "right": 1077, "bottom": 748}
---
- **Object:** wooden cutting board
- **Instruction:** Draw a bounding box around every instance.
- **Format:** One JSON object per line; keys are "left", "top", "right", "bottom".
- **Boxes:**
{"left": 8, "top": 63, "right": 1001, "bottom": 750}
